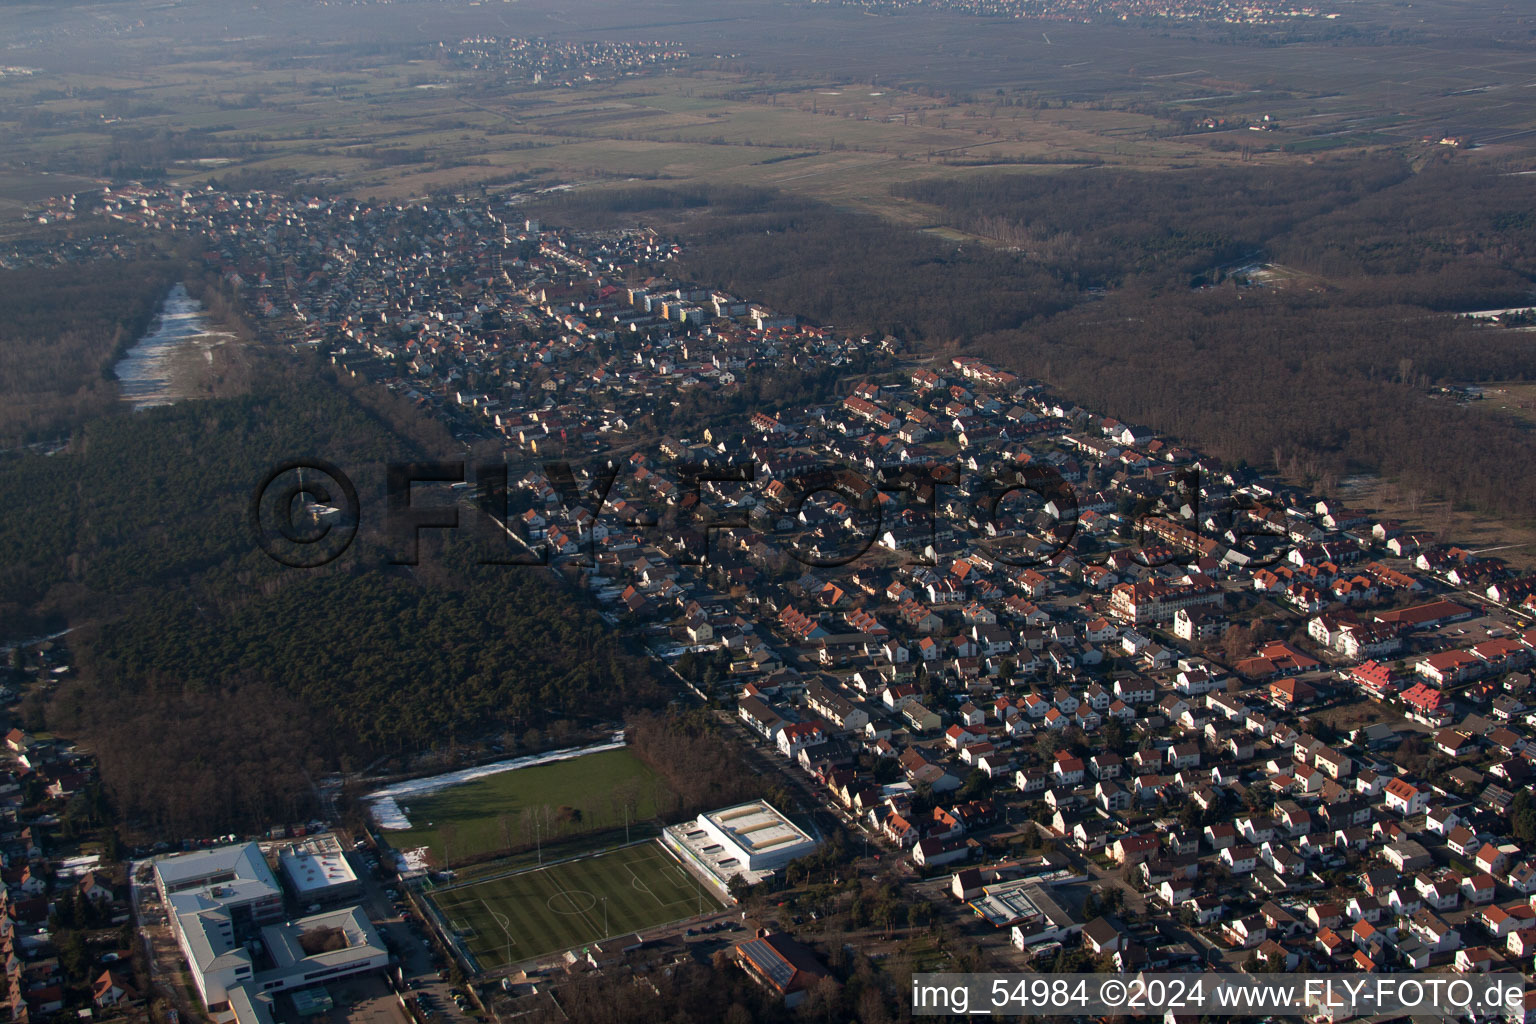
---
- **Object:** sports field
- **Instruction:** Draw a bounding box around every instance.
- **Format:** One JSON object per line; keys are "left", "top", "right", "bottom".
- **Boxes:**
{"left": 428, "top": 842, "right": 723, "bottom": 970}
{"left": 394, "top": 747, "right": 669, "bottom": 864}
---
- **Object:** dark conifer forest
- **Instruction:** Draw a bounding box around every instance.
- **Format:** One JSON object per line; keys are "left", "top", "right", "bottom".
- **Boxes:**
{"left": 1, "top": 347, "right": 660, "bottom": 833}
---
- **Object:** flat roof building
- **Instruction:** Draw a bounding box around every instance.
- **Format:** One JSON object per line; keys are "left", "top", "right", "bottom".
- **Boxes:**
{"left": 969, "top": 880, "right": 1081, "bottom": 948}
{"left": 664, "top": 800, "right": 818, "bottom": 893}
{"left": 259, "top": 906, "right": 389, "bottom": 988}
{"left": 155, "top": 843, "right": 285, "bottom": 940}
{"left": 278, "top": 835, "right": 360, "bottom": 904}
{"left": 156, "top": 843, "right": 282, "bottom": 902}
{"left": 155, "top": 843, "right": 385, "bottom": 1023}
{"left": 698, "top": 801, "right": 818, "bottom": 873}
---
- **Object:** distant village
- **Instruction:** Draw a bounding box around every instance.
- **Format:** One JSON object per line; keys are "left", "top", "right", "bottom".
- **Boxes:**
{"left": 439, "top": 37, "right": 690, "bottom": 88}
{"left": 803, "top": 0, "right": 1335, "bottom": 27}
{"left": 17, "top": 182, "right": 1536, "bottom": 1013}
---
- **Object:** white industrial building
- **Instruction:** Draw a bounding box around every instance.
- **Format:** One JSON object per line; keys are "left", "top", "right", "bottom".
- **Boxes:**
{"left": 664, "top": 800, "right": 818, "bottom": 893}
{"left": 278, "top": 835, "right": 361, "bottom": 904}
{"left": 961, "top": 879, "right": 1081, "bottom": 947}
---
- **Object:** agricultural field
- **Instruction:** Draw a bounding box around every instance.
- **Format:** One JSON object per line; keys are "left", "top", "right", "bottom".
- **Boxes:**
{"left": 428, "top": 841, "right": 723, "bottom": 970}
{"left": 6, "top": 0, "right": 1536, "bottom": 236}
{"left": 19, "top": 0, "right": 1534, "bottom": 230}
{"left": 0, "top": 54, "right": 1231, "bottom": 221}
{"left": 391, "top": 747, "right": 672, "bottom": 865}
{"left": 0, "top": 170, "right": 104, "bottom": 225}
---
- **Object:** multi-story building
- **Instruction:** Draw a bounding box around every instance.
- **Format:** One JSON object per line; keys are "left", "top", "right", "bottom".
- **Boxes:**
{"left": 155, "top": 843, "right": 386, "bottom": 1024}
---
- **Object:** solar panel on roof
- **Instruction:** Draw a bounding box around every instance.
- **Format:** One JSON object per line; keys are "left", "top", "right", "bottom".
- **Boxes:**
{"left": 740, "top": 939, "right": 794, "bottom": 988}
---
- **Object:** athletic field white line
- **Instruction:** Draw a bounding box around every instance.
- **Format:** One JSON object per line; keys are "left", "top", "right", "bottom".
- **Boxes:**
{"left": 545, "top": 867, "right": 604, "bottom": 939}
{"left": 484, "top": 899, "right": 516, "bottom": 948}
{"left": 624, "top": 855, "right": 698, "bottom": 909}
{"left": 639, "top": 847, "right": 707, "bottom": 901}
{"left": 627, "top": 866, "right": 664, "bottom": 907}
{"left": 436, "top": 843, "right": 714, "bottom": 957}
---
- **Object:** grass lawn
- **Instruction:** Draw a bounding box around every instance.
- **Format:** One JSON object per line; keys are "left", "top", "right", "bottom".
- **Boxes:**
{"left": 429, "top": 842, "right": 721, "bottom": 969}
{"left": 1311, "top": 697, "right": 1399, "bottom": 733}
{"left": 393, "top": 747, "right": 670, "bottom": 865}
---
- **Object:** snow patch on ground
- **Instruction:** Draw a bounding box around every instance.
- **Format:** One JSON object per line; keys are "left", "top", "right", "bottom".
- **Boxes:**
{"left": 369, "top": 796, "right": 412, "bottom": 830}
{"left": 365, "top": 732, "right": 626, "bottom": 830}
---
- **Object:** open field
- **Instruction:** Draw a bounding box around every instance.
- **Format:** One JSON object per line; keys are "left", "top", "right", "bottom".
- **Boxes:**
{"left": 428, "top": 842, "right": 722, "bottom": 970}
{"left": 0, "top": 170, "right": 105, "bottom": 222}
{"left": 392, "top": 748, "right": 670, "bottom": 865}
{"left": 1335, "top": 472, "right": 1536, "bottom": 572}
{"left": 1476, "top": 380, "right": 1536, "bottom": 428}
{"left": 1310, "top": 697, "right": 1399, "bottom": 734}
{"left": 6, "top": 0, "right": 1534, "bottom": 228}
{"left": 0, "top": 58, "right": 1251, "bottom": 221}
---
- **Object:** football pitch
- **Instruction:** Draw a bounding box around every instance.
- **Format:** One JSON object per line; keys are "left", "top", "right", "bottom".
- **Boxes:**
{"left": 428, "top": 842, "right": 724, "bottom": 970}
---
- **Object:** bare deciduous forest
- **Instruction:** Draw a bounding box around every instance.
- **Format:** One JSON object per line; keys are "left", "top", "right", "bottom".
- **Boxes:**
{"left": 0, "top": 260, "right": 181, "bottom": 444}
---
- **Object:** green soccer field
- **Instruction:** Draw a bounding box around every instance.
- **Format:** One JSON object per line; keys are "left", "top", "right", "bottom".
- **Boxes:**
{"left": 428, "top": 842, "right": 724, "bottom": 970}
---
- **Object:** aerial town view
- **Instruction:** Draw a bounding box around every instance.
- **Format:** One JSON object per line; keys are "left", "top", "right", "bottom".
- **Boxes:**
{"left": 2, "top": 0, "right": 1536, "bottom": 1022}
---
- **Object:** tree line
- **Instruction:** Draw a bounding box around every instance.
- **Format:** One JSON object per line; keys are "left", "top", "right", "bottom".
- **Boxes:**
{"left": 627, "top": 710, "right": 769, "bottom": 817}
{"left": 0, "top": 257, "right": 182, "bottom": 446}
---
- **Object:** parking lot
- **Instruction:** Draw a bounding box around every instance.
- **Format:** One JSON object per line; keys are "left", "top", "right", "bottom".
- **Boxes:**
{"left": 327, "top": 975, "right": 407, "bottom": 1024}
{"left": 350, "top": 837, "right": 481, "bottom": 1024}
